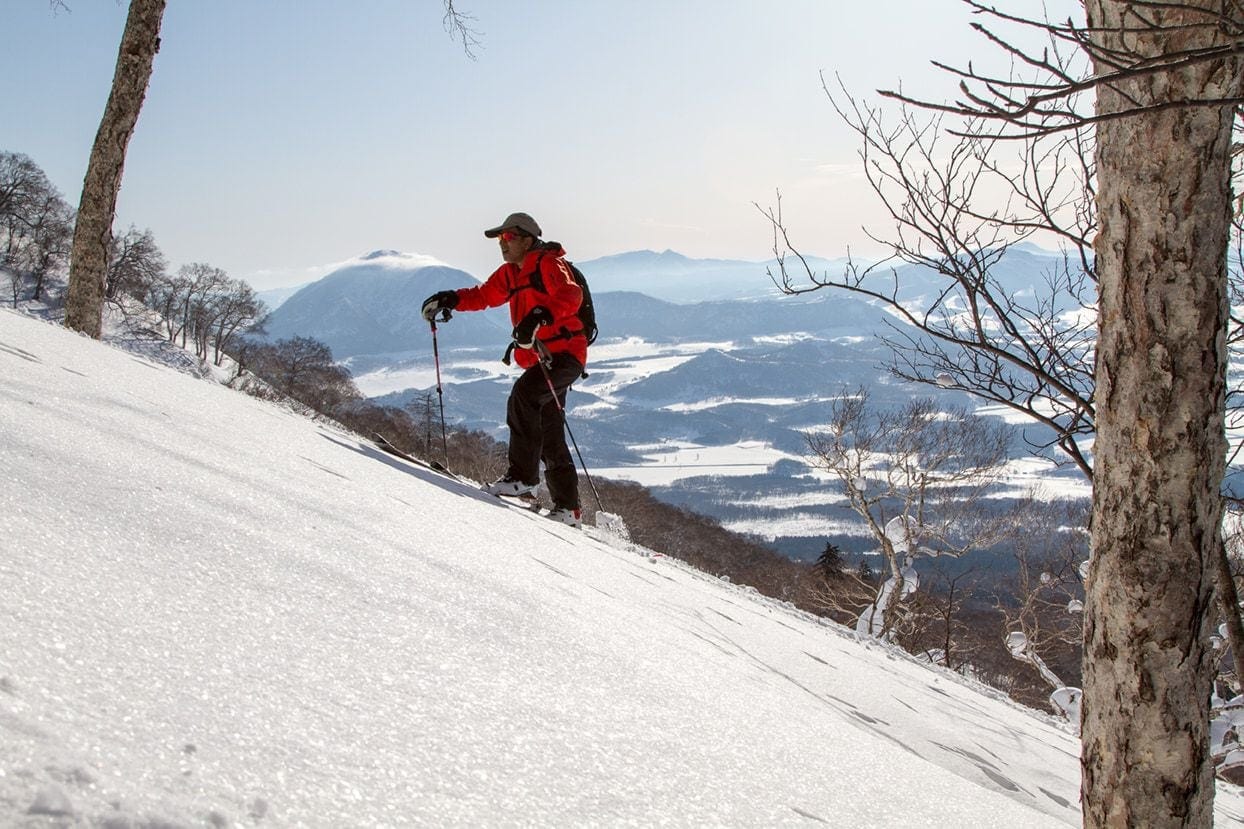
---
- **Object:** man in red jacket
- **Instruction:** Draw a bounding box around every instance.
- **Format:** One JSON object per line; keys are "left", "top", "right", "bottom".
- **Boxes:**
{"left": 421, "top": 212, "right": 587, "bottom": 527}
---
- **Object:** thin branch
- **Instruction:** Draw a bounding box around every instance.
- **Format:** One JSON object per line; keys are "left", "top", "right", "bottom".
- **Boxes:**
{"left": 442, "top": 1, "right": 482, "bottom": 60}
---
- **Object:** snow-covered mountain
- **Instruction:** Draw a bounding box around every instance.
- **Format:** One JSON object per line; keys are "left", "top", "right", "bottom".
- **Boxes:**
{"left": 12, "top": 306, "right": 1235, "bottom": 826}
{"left": 260, "top": 248, "right": 855, "bottom": 358}
{"left": 262, "top": 250, "right": 511, "bottom": 357}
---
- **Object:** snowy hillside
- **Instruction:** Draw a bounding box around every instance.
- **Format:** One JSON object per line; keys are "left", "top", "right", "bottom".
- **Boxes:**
{"left": 4, "top": 308, "right": 1243, "bottom": 826}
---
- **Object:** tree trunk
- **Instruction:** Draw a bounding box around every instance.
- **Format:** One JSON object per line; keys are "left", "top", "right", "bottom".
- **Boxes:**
{"left": 1082, "top": 2, "right": 1240, "bottom": 826}
{"left": 64, "top": 0, "right": 165, "bottom": 338}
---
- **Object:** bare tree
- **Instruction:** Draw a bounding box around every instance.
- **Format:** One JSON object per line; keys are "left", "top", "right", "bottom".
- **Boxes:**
{"left": 0, "top": 152, "right": 49, "bottom": 221}
{"left": 178, "top": 263, "right": 229, "bottom": 355}
{"left": 767, "top": 1, "right": 1244, "bottom": 823}
{"left": 995, "top": 497, "right": 1087, "bottom": 718}
{"left": 106, "top": 225, "right": 165, "bottom": 301}
{"left": 64, "top": 0, "right": 165, "bottom": 338}
{"left": 804, "top": 548, "right": 880, "bottom": 628}
{"left": 805, "top": 388, "right": 1012, "bottom": 636}
{"left": 24, "top": 193, "right": 74, "bottom": 303}
{"left": 1, "top": 152, "right": 75, "bottom": 306}
{"left": 209, "top": 280, "right": 266, "bottom": 366}
{"left": 146, "top": 268, "right": 191, "bottom": 343}
{"left": 902, "top": 565, "right": 983, "bottom": 673}
{"left": 247, "top": 336, "right": 361, "bottom": 417}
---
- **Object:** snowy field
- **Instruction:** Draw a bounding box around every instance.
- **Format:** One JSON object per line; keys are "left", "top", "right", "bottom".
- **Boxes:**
{"left": 9, "top": 308, "right": 1239, "bottom": 826}
{"left": 351, "top": 354, "right": 508, "bottom": 398}
{"left": 594, "top": 440, "right": 799, "bottom": 487}
{"left": 351, "top": 337, "right": 732, "bottom": 402}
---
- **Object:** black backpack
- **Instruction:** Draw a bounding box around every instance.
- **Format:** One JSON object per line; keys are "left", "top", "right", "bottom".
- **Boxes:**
{"left": 529, "top": 250, "right": 598, "bottom": 345}
{"left": 565, "top": 261, "right": 598, "bottom": 345}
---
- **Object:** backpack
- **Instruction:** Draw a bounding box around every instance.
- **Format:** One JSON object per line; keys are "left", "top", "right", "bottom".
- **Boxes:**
{"left": 565, "top": 261, "right": 598, "bottom": 345}
{"left": 528, "top": 250, "right": 598, "bottom": 345}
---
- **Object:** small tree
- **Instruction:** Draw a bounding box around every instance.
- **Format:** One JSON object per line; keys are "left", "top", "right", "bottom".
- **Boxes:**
{"left": 813, "top": 541, "right": 845, "bottom": 582}
{"left": 805, "top": 554, "right": 881, "bottom": 630}
{"left": 248, "top": 336, "right": 361, "bottom": 416}
{"left": 177, "top": 262, "right": 228, "bottom": 354}
{"left": 902, "top": 565, "right": 980, "bottom": 672}
{"left": 146, "top": 268, "right": 192, "bottom": 343}
{"left": 406, "top": 390, "right": 440, "bottom": 460}
{"left": 106, "top": 225, "right": 165, "bottom": 301}
{"left": 209, "top": 279, "right": 266, "bottom": 366}
{"left": 995, "top": 498, "right": 1088, "bottom": 721}
{"left": 1, "top": 152, "right": 74, "bottom": 306}
{"left": 807, "top": 387, "right": 1012, "bottom": 637}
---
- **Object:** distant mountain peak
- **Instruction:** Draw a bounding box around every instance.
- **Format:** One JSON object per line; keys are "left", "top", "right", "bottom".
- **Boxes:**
{"left": 1009, "top": 241, "right": 1066, "bottom": 257}
{"left": 340, "top": 250, "right": 450, "bottom": 270}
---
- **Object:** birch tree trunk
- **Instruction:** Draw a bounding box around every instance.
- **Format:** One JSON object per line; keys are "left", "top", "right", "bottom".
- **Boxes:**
{"left": 64, "top": 0, "right": 165, "bottom": 338}
{"left": 1082, "top": 2, "right": 1241, "bottom": 825}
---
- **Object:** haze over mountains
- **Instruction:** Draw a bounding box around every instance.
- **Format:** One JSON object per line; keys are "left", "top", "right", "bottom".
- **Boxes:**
{"left": 258, "top": 245, "right": 1091, "bottom": 558}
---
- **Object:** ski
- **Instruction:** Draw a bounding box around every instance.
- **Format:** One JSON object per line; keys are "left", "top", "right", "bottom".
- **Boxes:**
{"left": 372, "top": 433, "right": 457, "bottom": 479}
{"left": 371, "top": 433, "right": 559, "bottom": 521}
{"left": 491, "top": 491, "right": 543, "bottom": 513}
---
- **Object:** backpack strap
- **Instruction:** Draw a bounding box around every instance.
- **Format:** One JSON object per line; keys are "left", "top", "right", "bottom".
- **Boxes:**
{"left": 506, "top": 246, "right": 554, "bottom": 299}
{"left": 506, "top": 250, "right": 586, "bottom": 342}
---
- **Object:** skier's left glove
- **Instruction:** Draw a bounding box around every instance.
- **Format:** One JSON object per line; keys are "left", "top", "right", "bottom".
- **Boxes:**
{"left": 512, "top": 306, "right": 553, "bottom": 349}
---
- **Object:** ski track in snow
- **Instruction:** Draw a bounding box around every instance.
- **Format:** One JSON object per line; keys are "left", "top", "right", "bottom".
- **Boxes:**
{"left": 3, "top": 308, "right": 1244, "bottom": 827}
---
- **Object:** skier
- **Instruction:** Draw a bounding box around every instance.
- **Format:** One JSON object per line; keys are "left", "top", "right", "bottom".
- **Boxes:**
{"left": 420, "top": 212, "right": 587, "bottom": 527}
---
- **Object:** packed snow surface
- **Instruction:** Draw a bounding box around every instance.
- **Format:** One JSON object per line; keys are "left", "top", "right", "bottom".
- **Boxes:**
{"left": 4, "top": 309, "right": 1244, "bottom": 826}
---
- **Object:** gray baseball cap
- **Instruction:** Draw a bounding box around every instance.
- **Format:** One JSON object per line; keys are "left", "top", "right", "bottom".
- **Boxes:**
{"left": 484, "top": 212, "right": 542, "bottom": 238}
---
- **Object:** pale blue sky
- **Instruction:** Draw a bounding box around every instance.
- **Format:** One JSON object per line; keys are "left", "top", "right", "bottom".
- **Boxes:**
{"left": 4, "top": 1, "right": 1079, "bottom": 289}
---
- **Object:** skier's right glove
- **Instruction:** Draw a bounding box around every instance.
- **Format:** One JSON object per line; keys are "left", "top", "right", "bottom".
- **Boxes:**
{"left": 421, "top": 290, "right": 459, "bottom": 322}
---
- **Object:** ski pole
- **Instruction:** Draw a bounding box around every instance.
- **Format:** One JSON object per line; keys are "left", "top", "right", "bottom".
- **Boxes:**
{"left": 429, "top": 317, "right": 450, "bottom": 470}
{"left": 534, "top": 340, "right": 606, "bottom": 513}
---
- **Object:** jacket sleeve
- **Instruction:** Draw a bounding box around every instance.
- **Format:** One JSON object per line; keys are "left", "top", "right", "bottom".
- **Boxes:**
{"left": 538, "top": 257, "right": 583, "bottom": 322}
{"left": 454, "top": 266, "right": 512, "bottom": 312}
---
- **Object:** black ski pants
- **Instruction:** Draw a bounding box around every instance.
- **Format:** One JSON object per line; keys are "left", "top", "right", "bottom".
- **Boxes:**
{"left": 506, "top": 352, "right": 583, "bottom": 510}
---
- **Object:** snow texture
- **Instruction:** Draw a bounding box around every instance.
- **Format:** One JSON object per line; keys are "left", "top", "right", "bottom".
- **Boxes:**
{"left": 3, "top": 308, "right": 1244, "bottom": 826}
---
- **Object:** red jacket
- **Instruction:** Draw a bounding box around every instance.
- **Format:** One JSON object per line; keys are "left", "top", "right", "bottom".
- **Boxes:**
{"left": 454, "top": 243, "right": 587, "bottom": 370}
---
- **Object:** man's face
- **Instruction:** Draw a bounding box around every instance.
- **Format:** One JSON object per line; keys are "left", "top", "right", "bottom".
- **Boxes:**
{"left": 498, "top": 229, "right": 534, "bottom": 264}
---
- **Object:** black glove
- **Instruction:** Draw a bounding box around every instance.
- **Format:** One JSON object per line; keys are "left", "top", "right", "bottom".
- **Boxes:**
{"left": 421, "top": 290, "right": 459, "bottom": 322}
{"left": 512, "top": 306, "right": 553, "bottom": 348}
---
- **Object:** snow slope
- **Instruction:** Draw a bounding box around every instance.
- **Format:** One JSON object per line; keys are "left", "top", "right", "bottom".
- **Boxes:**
{"left": 2, "top": 308, "right": 1242, "bottom": 827}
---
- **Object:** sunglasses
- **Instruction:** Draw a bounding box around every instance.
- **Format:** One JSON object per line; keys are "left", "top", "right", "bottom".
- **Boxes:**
{"left": 499, "top": 229, "right": 530, "bottom": 242}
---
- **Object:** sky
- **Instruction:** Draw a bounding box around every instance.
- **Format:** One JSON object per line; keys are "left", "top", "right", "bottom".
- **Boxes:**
{"left": 4, "top": 1, "right": 1086, "bottom": 289}
{"left": 0, "top": 304, "right": 1184, "bottom": 825}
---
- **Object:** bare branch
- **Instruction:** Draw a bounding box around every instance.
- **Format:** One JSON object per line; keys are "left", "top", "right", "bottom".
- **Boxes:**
{"left": 442, "top": 1, "right": 482, "bottom": 60}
